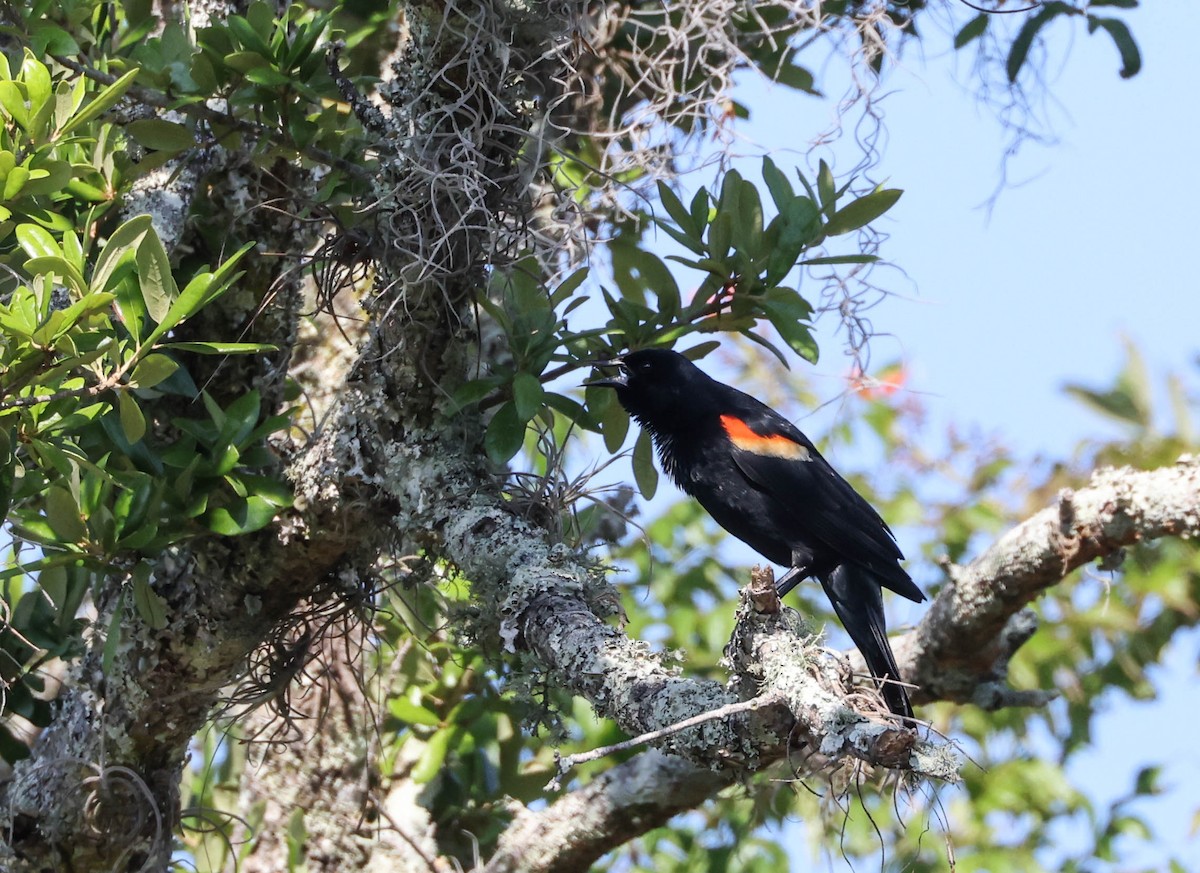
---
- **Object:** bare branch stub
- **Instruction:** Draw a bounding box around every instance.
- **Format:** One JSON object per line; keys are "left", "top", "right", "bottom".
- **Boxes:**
{"left": 748, "top": 564, "right": 781, "bottom": 614}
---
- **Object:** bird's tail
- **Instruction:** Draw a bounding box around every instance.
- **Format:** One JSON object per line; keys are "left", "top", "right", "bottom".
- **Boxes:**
{"left": 819, "top": 563, "right": 914, "bottom": 721}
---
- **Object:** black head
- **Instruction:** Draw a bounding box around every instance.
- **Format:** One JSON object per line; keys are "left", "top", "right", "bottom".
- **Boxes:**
{"left": 590, "top": 348, "right": 713, "bottom": 427}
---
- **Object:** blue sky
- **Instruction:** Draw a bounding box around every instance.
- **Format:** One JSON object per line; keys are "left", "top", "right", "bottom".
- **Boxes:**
{"left": 757, "top": 9, "right": 1200, "bottom": 459}
{"left": 722, "top": 9, "right": 1199, "bottom": 869}
{"left": 629, "top": 8, "right": 1198, "bottom": 869}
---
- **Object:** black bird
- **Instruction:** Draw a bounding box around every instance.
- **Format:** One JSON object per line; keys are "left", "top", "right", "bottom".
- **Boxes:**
{"left": 592, "top": 348, "right": 925, "bottom": 719}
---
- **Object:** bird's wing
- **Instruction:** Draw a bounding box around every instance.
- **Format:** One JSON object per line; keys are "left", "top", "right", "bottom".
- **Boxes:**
{"left": 720, "top": 410, "right": 924, "bottom": 602}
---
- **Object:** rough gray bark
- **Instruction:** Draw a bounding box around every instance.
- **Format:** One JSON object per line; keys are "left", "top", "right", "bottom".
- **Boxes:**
{"left": 896, "top": 457, "right": 1200, "bottom": 706}
{"left": 484, "top": 749, "right": 730, "bottom": 873}
{"left": 2, "top": 0, "right": 1197, "bottom": 870}
{"left": 461, "top": 459, "right": 1200, "bottom": 871}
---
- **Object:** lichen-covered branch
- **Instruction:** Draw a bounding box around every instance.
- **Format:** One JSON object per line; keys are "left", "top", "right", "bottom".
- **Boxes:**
{"left": 724, "top": 590, "right": 958, "bottom": 780}
{"left": 467, "top": 581, "right": 956, "bottom": 872}
{"left": 483, "top": 749, "right": 731, "bottom": 873}
{"left": 456, "top": 461, "right": 1200, "bottom": 868}
{"left": 897, "top": 457, "right": 1200, "bottom": 705}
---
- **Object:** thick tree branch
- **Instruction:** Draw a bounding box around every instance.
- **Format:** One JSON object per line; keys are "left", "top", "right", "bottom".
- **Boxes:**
{"left": 469, "top": 460, "right": 1200, "bottom": 870}
{"left": 897, "top": 457, "right": 1200, "bottom": 705}
{"left": 484, "top": 750, "right": 731, "bottom": 873}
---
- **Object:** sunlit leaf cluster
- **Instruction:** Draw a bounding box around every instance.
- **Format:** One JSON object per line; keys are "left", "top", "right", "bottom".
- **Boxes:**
{"left": 0, "top": 54, "right": 288, "bottom": 764}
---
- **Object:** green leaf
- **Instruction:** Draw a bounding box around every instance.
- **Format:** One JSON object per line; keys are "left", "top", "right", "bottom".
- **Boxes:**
{"left": 512, "top": 372, "right": 545, "bottom": 421}
{"left": 45, "top": 485, "right": 87, "bottom": 541}
{"left": 450, "top": 377, "right": 501, "bottom": 411}
{"left": 688, "top": 188, "right": 710, "bottom": 233}
{"left": 1086, "top": 16, "right": 1142, "bottom": 78}
{"left": 3, "top": 166, "right": 29, "bottom": 200}
{"left": 761, "top": 287, "right": 818, "bottom": 363}
{"left": 160, "top": 341, "right": 277, "bottom": 355}
{"left": 101, "top": 591, "right": 125, "bottom": 676}
{"left": 412, "top": 726, "right": 463, "bottom": 783}
{"left": 599, "top": 391, "right": 629, "bottom": 453}
{"left": 0, "top": 82, "right": 28, "bottom": 128}
{"left": 824, "top": 189, "right": 903, "bottom": 236}
{"left": 708, "top": 211, "right": 732, "bottom": 260}
{"left": 20, "top": 161, "right": 71, "bottom": 197}
{"left": 286, "top": 808, "right": 307, "bottom": 869}
{"left": 237, "top": 474, "right": 293, "bottom": 508}
{"left": 223, "top": 50, "right": 272, "bottom": 74}
{"left": 22, "top": 256, "right": 88, "bottom": 297}
{"left": 388, "top": 696, "right": 442, "bottom": 727}
{"left": 549, "top": 267, "right": 589, "bottom": 307}
{"left": 783, "top": 195, "right": 821, "bottom": 232}
{"left": 626, "top": 247, "right": 681, "bottom": 317}
{"left": 717, "top": 169, "right": 743, "bottom": 220}
{"left": 655, "top": 220, "right": 707, "bottom": 256}
{"left": 130, "top": 354, "right": 179, "bottom": 388}
{"left": 20, "top": 51, "right": 52, "bottom": 115}
{"left": 765, "top": 220, "right": 810, "bottom": 286}
{"left": 56, "top": 67, "right": 141, "bottom": 139}
{"left": 954, "top": 14, "right": 988, "bottom": 49}
{"left": 1133, "top": 765, "right": 1161, "bottom": 796}
{"left": 656, "top": 180, "right": 696, "bottom": 235}
{"left": 31, "top": 23, "right": 81, "bottom": 57}
{"left": 14, "top": 225, "right": 60, "bottom": 265}
{"left": 145, "top": 242, "right": 254, "bottom": 345}
{"left": 132, "top": 572, "right": 168, "bottom": 630}
{"left": 21, "top": 206, "right": 73, "bottom": 231}
{"left": 800, "top": 254, "right": 879, "bottom": 266}
{"left": 680, "top": 340, "right": 720, "bottom": 361}
{"left": 1007, "top": 4, "right": 1069, "bottom": 83}
{"left": 632, "top": 429, "right": 658, "bottom": 499}
{"left": 136, "top": 231, "right": 178, "bottom": 324}
{"left": 761, "top": 157, "right": 794, "bottom": 213}
{"left": 775, "top": 62, "right": 817, "bottom": 94}
{"left": 228, "top": 14, "right": 273, "bottom": 56}
{"left": 204, "top": 494, "right": 277, "bottom": 535}
{"left": 0, "top": 428, "right": 13, "bottom": 523}
{"left": 94, "top": 215, "right": 154, "bottom": 294}
{"left": 118, "top": 391, "right": 147, "bottom": 443}
{"left": 544, "top": 392, "right": 594, "bottom": 429}
{"left": 734, "top": 179, "right": 764, "bottom": 259}
{"left": 485, "top": 401, "right": 525, "bottom": 464}
{"left": 221, "top": 390, "right": 261, "bottom": 447}
{"left": 1063, "top": 385, "right": 1145, "bottom": 426}
{"left": 816, "top": 160, "right": 836, "bottom": 211}
{"left": 244, "top": 66, "right": 292, "bottom": 87}
{"left": 128, "top": 118, "right": 196, "bottom": 153}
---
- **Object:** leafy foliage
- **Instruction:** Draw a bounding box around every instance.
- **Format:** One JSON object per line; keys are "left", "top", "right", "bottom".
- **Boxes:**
{"left": 464, "top": 158, "right": 903, "bottom": 465}
{"left": 0, "top": 0, "right": 1175, "bottom": 872}
{"left": 0, "top": 54, "right": 287, "bottom": 763}
{"left": 1005, "top": 2, "right": 1143, "bottom": 83}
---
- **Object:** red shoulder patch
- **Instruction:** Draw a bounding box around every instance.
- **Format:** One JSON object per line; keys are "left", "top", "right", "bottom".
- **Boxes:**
{"left": 720, "top": 415, "right": 811, "bottom": 460}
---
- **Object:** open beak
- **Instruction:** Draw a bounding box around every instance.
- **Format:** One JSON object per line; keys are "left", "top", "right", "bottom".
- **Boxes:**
{"left": 584, "top": 358, "right": 627, "bottom": 389}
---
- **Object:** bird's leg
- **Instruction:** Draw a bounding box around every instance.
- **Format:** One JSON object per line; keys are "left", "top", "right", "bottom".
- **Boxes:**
{"left": 776, "top": 552, "right": 814, "bottom": 597}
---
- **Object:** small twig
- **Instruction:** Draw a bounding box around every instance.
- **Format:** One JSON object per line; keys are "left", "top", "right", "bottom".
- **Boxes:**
{"left": 956, "top": 0, "right": 1042, "bottom": 14}
{"left": 376, "top": 804, "right": 441, "bottom": 872}
{"left": 326, "top": 41, "right": 389, "bottom": 138}
{"left": 0, "top": 338, "right": 138, "bottom": 411}
{"left": 0, "top": 377, "right": 113, "bottom": 410}
{"left": 545, "top": 693, "right": 783, "bottom": 791}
